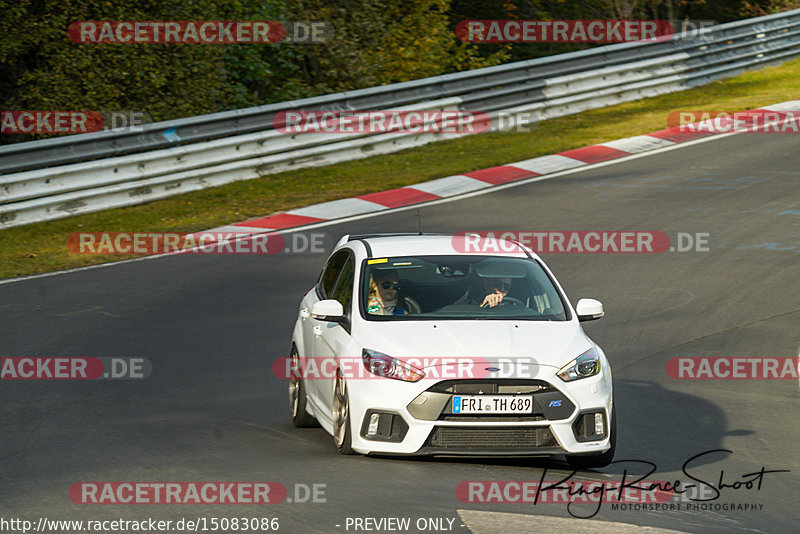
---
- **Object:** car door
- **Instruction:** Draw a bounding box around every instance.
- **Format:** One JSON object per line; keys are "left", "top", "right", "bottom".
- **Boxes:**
{"left": 311, "top": 251, "right": 356, "bottom": 424}
{"left": 301, "top": 249, "right": 349, "bottom": 406}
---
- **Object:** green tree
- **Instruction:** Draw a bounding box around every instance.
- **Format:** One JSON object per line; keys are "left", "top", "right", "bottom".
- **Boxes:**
{"left": 0, "top": 0, "right": 238, "bottom": 142}
{"left": 225, "top": 0, "right": 510, "bottom": 106}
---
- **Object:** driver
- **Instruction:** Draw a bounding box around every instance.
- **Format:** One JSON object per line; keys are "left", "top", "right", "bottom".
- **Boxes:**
{"left": 455, "top": 276, "right": 513, "bottom": 308}
{"left": 478, "top": 277, "right": 512, "bottom": 308}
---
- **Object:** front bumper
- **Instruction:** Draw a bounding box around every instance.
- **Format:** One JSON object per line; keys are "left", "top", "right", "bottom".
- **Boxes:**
{"left": 347, "top": 366, "right": 613, "bottom": 456}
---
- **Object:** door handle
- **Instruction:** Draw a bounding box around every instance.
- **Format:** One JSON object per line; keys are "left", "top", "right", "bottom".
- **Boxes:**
{"left": 313, "top": 325, "right": 322, "bottom": 336}
{"left": 300, "top": 308, "right": 310, "bottom": 319}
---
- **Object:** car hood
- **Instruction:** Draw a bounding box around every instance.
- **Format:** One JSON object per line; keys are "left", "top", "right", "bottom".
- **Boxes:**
{"left": 355, "top": 320, "right": 593, "bottom": 370}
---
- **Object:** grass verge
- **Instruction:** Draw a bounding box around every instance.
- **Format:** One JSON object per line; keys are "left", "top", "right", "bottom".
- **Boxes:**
{"left": 2, "top": 56, "right": 799, "bottom": 280}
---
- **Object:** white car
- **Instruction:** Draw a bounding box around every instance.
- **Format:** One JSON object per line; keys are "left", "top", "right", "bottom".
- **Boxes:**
{"left": 288, "top": 234, "right": 614, "bottom": 468}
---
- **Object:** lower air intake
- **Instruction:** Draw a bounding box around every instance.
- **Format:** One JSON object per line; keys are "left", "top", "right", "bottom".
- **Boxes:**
{"left": 428, "top": 426, "right": 556, "bottom": 449}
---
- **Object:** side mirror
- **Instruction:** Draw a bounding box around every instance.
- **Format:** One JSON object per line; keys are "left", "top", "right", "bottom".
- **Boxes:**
{"left": 576, "top": 298, "right": 604, "bottom": 322}
{"left": 311, "top": 299, "right": 346, "bottom": 323}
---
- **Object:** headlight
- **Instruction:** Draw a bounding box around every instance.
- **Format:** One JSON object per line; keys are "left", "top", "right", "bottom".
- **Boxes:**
{"left": 557, "top": 348, "right": 601, "bottom": 382}
{"left": 362, "top": 349, "right": 425, "bottom": 382}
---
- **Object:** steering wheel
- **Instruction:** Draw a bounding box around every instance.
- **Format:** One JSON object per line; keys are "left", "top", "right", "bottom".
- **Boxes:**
{"left": 498, "top": 296, "right": 525, "bottom": 307}
{"left": 477, "top": 295, "right": 526, "bottom": 308}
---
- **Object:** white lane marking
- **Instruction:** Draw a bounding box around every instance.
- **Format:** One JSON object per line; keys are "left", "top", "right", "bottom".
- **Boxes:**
{"left": 190, "top": 225, "right": 261, "bottom": 235}
{"left": 600, "top": 135, "right": 675, "bottom": 153}
{"left": 510, "top": 154, "right": 586, "bottom": 174}
{"left": 759, "top": 100, "right": 800, "bottom": 112}
{"left": 288, "top": 197, "right": 388, "bottom": 219}
{"left": 410, "top": 174, "right": 490, "bottom": 197}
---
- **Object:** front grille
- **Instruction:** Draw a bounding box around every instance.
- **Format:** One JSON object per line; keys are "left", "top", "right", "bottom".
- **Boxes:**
{"left": 440, "top": 415, "right": 546, "bottom": 422}
{"left": 428, "top": 426, "right": 556, "bottom": 449}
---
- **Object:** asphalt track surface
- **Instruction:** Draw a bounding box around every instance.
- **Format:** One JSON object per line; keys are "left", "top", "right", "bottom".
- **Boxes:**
{"left": 1, "top": 131, "right": 799, "bottom": 534}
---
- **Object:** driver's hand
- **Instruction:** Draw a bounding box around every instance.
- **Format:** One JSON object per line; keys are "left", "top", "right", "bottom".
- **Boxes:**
{"left": 480, "top": 293, "right": 504, "bottom": 308}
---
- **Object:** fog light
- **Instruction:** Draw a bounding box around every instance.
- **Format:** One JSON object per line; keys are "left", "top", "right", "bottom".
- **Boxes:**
{"left": 361, "top": 410, "right": 409, "bottom": 442}
{"left": 573, "top": 410, "right": 606, "bottom": 442}
{"left": 594, "top": 413, "right": 604, "bottom": 435}
{"left": 367, "top": 413, "right": 380, "bottom": 437}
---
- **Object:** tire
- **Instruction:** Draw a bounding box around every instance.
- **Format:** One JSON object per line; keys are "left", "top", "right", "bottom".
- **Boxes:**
{"left": 289, "top": 347, "right": 318, "bottom": 427}
{"left": 566, "top": 408, "right": 616, "bottom": 470}
{"left": 332, "top": 370, "right": 355, "bottom": 455}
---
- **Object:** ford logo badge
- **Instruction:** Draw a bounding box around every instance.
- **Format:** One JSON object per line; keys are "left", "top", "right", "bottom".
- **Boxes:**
{"left": 485, "top": 367, "right": 501, "bottom": 372}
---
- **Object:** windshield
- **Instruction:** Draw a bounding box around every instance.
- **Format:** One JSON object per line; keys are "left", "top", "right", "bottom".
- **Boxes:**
{"left": 361, "top": 255, "right": 569, "bottom": 321}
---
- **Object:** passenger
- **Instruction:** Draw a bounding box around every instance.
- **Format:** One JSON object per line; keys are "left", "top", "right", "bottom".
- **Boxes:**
{"left": 366, "top": 270, "right": 408, "bottom": 315}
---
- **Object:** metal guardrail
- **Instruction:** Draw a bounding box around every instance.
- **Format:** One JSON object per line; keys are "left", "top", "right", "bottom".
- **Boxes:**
{"left": 1, "top": 9, "right": 799, "bottom": 228}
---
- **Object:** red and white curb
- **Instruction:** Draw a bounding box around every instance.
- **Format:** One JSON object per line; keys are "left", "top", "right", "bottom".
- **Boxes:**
{"left": 198, "top": 99, "right": 799, "bottom": 238}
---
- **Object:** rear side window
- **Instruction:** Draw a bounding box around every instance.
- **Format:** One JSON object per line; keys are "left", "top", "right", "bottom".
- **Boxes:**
{"left": 319, "top": 250, "right": 349, "bottom": 298}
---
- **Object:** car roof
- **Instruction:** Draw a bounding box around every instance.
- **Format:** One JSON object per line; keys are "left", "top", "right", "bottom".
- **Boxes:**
{"left": 337, "top": 233, "right": 539, "bottom": 260}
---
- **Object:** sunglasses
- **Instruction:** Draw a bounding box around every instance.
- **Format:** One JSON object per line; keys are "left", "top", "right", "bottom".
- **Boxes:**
{"left": 493, "top": 280, "right": 512, "bottom": 291}
{"left": 381, "top": 281, "right": 401, "bottom": 290}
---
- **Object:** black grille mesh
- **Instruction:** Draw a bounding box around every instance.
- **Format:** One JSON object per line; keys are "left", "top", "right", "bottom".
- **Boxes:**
{"left": 429, "top": 426, "right": 556, "bottom": 449}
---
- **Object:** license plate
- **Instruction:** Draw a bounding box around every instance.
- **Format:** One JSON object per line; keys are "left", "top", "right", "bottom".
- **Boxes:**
{"left": 452, "top": 395, "right": 533, "bottom": 414}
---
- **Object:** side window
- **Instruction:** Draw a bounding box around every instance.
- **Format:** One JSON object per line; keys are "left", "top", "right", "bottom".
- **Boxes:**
{"left": 319, "top": 250, "right": 348, "bottom": 298}
{"left": 331, "top": 256, "right": 355, "bottom": 312}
